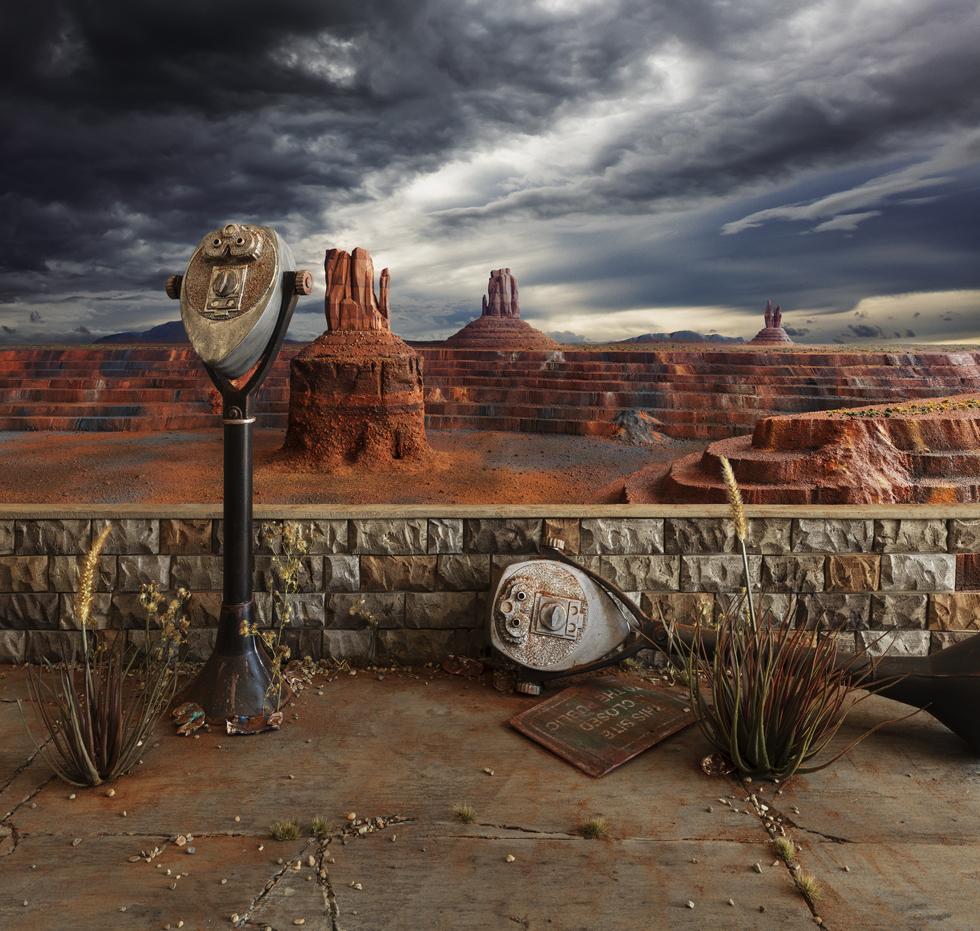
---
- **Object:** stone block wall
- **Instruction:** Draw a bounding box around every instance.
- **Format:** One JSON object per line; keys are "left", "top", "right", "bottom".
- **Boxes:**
{"left": 1, "top": 510, "right": 979, "bottom": 665}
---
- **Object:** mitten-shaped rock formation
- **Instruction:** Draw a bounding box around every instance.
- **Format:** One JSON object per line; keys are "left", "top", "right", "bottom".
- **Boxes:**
{"left": 445, "top": 268, "right": 558, "bottom": 349}
{"left": 625, "top": 394, "right": 980, "bottom": 504}
{"left": 749, "top": 299, "right": 793, "bottom": 345}
{"left": 282, "top": 248, "right": 427, "bottom": 467}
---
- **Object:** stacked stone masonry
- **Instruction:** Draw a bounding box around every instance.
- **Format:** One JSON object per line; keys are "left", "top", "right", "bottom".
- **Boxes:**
{"left": 1, "top": 512, "right": 979, "bottom": 665}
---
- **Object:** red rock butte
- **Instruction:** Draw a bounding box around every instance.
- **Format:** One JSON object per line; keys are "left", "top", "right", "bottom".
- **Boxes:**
{"left": 629, "top": 394, "right": 980, "bottom": 504}
{"left": 444, "top": 267, "right": 558, "bottom": 350}
{"left": 281, "top": 247, "right": 428, "bottom": 466}
{"left": 749, "top": 299, "right": 792, "bottom": 344}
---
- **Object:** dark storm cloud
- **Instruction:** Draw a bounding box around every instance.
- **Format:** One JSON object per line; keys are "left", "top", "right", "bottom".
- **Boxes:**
{"left": 1, "top": 0, "right": 979, "bottom": 343}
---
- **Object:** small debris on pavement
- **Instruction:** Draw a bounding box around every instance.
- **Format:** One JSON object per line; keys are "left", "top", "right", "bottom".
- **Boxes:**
{"left": 105, "top": 788, "right": 116, "bottom": 798}
{"left": 686, "top": 901, "right": 695, "bottom": 909}
{"left": 482, "top": 768, "right": 495, "bottom": 776}
{"left": 226, "top": 711, "right": 283, "bottom": 735}
{"left": 172, "top": 702, "right": 207, "bottom": 736}
{"left": 71, "top": 837, "right": 82, "bottom": 847}
{"left": 752, "top": 862, "right": 763, "bottom": 873}
{"left": 505, "top": 854, "right": 516, "bottom": 863}
{"left": 441, "top": 655, "right": 484, "bottom": 677}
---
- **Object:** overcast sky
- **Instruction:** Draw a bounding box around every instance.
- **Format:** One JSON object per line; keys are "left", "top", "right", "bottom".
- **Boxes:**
{"left": 2, "top": 0, "right": 979, "bottom": 345}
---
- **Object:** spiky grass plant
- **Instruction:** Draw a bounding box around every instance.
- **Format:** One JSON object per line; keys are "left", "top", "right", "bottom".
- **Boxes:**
{"left": 681, "top": 456, "right": 889, "bottom": 781}
{"left": 774, "top": 836, "right": 797, "bottom": 864}
{"left": 310, "top": 815, "right": 330, "bottom": 838}
{"left": 795, "top": 871, "right": 822, "bottom": 905}
{"left": 271, "top": 819, "right": 301, "bottom": 841}
{"left": 579, "top": 817, "right": 608, "bottom": 839}
{"left": 452, "top": 803, "right": 477, "bottom": 824}
{"left": 23, "top": 528, "right": 189, "bottom": 786}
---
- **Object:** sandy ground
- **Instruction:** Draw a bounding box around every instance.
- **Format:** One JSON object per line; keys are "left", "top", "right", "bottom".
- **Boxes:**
{"left": 0, "top": 429, "right": 704, "bottom": 505}
{"left": 1, "top": 663, "right": 977, "bottom": 930}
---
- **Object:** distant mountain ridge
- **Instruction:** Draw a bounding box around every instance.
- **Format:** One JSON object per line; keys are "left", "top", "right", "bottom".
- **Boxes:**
{"left": 617, "top": 330, "right": 744, "bottom": 344}
{"left": 96, "top": 320, "right": 188, "bottom": 343}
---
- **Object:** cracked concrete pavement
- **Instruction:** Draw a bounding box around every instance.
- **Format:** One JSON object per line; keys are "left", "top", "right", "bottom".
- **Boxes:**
{"left": 0, "top": 664, "right": 978, "bottom": 930}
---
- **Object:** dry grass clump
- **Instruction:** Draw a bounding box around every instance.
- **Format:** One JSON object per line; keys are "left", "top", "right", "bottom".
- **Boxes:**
{"left": 579, "top": 817, "right": 608, "bottom": 839}
{"left": 795, "top": 871, "right": 822, "bottom": 905}
{"left": 774, "top": 836, "right": 797, "bottom": 864}
{"left": 452, "top": 803, "right": 477, "bottom": 824}
{"left": 680, "top": 457, "right": 886, "bottom": 781}
{"left": 270, "top": 819, "right": 301, "bottom": 841}
{"left": 23, "top": 527, "right": 188, "bottom": 786}
{"left": 310, "top": 816, "right": 330, "bottom": 838}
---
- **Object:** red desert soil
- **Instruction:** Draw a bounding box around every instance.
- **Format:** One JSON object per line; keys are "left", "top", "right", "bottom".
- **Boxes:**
{"left": 0, "top": 428, "right": 703, "bottom": 505}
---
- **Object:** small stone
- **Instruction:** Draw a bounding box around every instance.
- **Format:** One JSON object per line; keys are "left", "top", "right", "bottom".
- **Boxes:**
{"left": 289, "top": 774, "right": 295, "bottom": 780}
{"left": 353, "top": 882, "right": 363, "bottom": 890}
{"left": 230, "top": 915, "right": 239, "bottom": 924}
{"left": 119, "top": 906, "right": 127, "bottom": 912}
{"left": 689, "top": 858, "right": 698, "bottom": 864}
{"left": 258, "top": 845, "right": 264, "bottom": 852}
{"left": 122, "top": 811, "right": 128, "bottom": 817}
{"left": 483, "top": 767, "right": 495, "bottom": 776}
{"left": 71, "top": 837, "right": 82, "bottom": 847}
{"left": 843, "top": 865, "right": 850, "bottom": 872}
{"left": 759, "top": 905, "right": 766, "bottom": 913}
{"left": 105, "top": 788, "right": 116, "bottom": 798}
{"left": 68, "top": 793, "right": 76, "bottom": 800}
{"left": 293, "top": 920, "right": 306, "bottom": 926}
{"left": 346, "top": 812, "right": 357, "bottom": 822}
{"left": 706, "top": 806, "right": 713, "bottom": 813}
{"left": 221, "top": 878, "right": 228, "bottom": 885}
{"left": 752, "top": 862, "right": 763, "bottom": 873}
{"left": 686, "top": 901, "right": 695, "bottom": 909}
{"left": 178, "top": 922, "right": 184, "bottom": 928}
{"left": 307, "top": 854, "right": 316, "bottom": 867}
{"left": 186, "top": 847, "right": 196, "bottom": 855}
{"left": 234, "top": 815, "right": 241, "bottom": 823}
{"left": 505, "top": 854, "right": 516, "bottom": 863}
{"left": 727, "top": 899, "right": 735, "bottom": 907}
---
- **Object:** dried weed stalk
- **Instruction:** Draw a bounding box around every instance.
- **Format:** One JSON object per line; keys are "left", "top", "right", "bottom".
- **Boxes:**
{"left": 242, "top": 521, "right": 309, "bottom": 711}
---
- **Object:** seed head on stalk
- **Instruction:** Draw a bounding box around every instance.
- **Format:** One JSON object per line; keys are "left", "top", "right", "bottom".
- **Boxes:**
{"left": 720, "top": 456, "right": 748, "bottom": 543}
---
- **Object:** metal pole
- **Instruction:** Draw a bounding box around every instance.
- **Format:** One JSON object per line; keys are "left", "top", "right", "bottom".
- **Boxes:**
{"left": 167, "top": 262, "right": 311, "bottom": 724}
{"left": 216, "top": 408, "right": 255, "bottom": 652}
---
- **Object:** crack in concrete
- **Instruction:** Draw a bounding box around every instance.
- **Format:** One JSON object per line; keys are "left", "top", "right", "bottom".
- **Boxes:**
{"left": 472, "top": 821, "right": 579, "bottom": 839}
{"left": 0, "top": 734, "right": 51, "bottom": 799}
{"left": 1, "top": 773, "right": 54, "bottom": 824}
{"left": 236, "top": 837, "right": 316, "bottom": 928}
{"left": 233, "top": 814, "right": 412, "bottom": 930}
{"left": 315, "top": 839, "right": 341, "bottom": 931}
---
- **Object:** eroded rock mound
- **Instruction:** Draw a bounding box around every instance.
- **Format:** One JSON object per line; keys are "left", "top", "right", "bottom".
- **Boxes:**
{"left": 749, "top": 299, "right": 793, "bottom": 345}
{"left": 445, "top": 268, "right": 558, "bottom": 349}
{"left": 627, "top": 394, "right": 980, "bottom": 504}
{"left": 282, "top": 248, "right": 427, "bottom": 467}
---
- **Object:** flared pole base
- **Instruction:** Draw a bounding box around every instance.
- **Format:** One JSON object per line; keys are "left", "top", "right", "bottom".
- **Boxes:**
{"left": 180, "top": 601, "right": 273, "bottom": 723}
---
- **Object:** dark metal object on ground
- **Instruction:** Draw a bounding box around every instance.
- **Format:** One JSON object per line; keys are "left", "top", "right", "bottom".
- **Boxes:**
{"left": 166, "top": 223, "right": 312, "bottom": 723}
{"left": 492, "top": 546, "right": 980, "bottom": 755}
{"left": 510, "top": 677, "right": 696, "bottom": 777}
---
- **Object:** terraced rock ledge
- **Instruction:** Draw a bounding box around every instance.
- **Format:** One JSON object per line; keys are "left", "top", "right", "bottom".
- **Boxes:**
{"left": 632, "top": 395, "right": 980, "bottom": 504}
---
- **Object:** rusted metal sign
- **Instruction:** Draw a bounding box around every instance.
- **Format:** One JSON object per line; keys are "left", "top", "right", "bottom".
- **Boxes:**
{"left": 510, "top": 677, "right": 696, "bottom": 777}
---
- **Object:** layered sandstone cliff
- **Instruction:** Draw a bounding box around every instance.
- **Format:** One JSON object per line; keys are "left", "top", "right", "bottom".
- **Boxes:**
{"left": 628, "top": 394, "right": 980, "bottom": 504}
